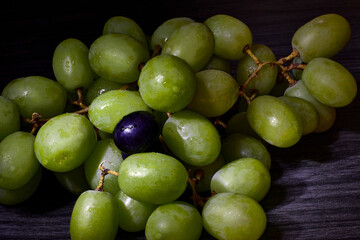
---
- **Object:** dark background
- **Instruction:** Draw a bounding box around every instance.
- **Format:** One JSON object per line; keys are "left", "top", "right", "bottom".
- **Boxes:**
{"left": 1, "top": 0, "right": 360, "bottom": 239}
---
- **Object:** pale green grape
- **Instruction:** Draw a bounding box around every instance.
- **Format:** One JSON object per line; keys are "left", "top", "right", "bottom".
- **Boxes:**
{"left": 54, "top": 164, "right": 90, "bottom": 196}
{"left": 221, "top": 133, "right": 271, "bottom": 169}
{"left": 103, "top": 16, "right": 148, "bottom": 47}
{"left": 292, "top": 57, "right": 303, "bottom": 80}
{"left": 202, "top": 192, "right": 267, "bottom": 240}
{"left": 162, "top": 110, "right": 221, "bottom": 166}
{"left": 88, "top": 89, "right": 151, "bottom": 133}
{"left": 84, "top": 138, "right": 123, "bottom": 195}
{"left": 70, "top": 190, "right": 118, "bottom": 240}
{"left": 203, "top": 55, "right": 232, "bottom": 74}
{"left": 0, "top": 131, "right": 40, "bottom": 190}
{"left": 162, "top": 22, "right": 214, "bottom": 72}
{"left": 186, "top": 69, "right": 239, "bottom": 117}
{"left": 34, "top": 113, "right": 97, "bottom": 172}
{"left": 247, "top": 95, "right": 303, "bottom": 148}
{"left": 145, "top": 201, "right": 202, "bottom": 240}
{"left": 284, "top": 80, "right": 336, "bottom": 133}
{"left": 292, "top": 13, "right": 351, "bottom": 63}
{"left": 116, "top": 190, "right": 157, "bottom": 232}
{"left": 52, "top": 38, "right": 95, "bottom": 92}
{"left": 138, "top": 54, "right": 196, "bottom": 113}
{"left": 88, "top": 33, "right": 150, "bottom": 83}
{"left": 211, "top": 158, "right": 271, "bottom": 201}
{"left": 278, "top": 96, "right": 319, "bottom": 135}
{"left": 302, "top": 58, "right": 357, "bottom": 107}
{"left": 117, "top": 152, "right": 188, "bottom": 205}
{"left": 0, "top": 96, "right": 20, "bottom": 141}
{"left": 204, "top": 14, "right": 252, "bottom": 60}
{"left": 1, "top": 76, "right": 67, "bottom": 118}
{"left": 151, "top": 17, "right": 195, "bottom": 51}
{"left": 237, "top": 44, "right": 278, "bottom": 95}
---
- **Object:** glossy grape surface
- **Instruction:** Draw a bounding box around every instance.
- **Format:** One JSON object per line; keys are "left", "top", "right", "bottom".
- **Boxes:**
{"left": 222, "top": 133, "right": 271, "bottom": 169}
{"left": 0, "top": 167, "right": 42, "bottom": 205}
{"left": 186, "top": 69, "right": 239, "bottom": 117}
{"left": 162, "top": 110, "right": 221, "bottom": 166}
{"left": 0, "top": 96, "right": 20, "bottom": 141}
{"left": 52, "top": 38, "right": 95, "bottom": 92}
{"left": 88, "top": 89, "right": 151, "bottom": 133}
{"left": 0, "top": 131, "right": 39, "bottom": 190}
{"left": 116, "top": 190, "right": 157, "bottom": 232}
{"left": 117, "top": 152, "right": 188, "bottom": 204}
{"left": 138, "top": 55, "right": 196, "bottom": 113}
{"left": 302, "top": 58, "right": 357, "bottom": 107}
{"left": 237, "top": 44, "right": 278, "bottom": 95}
{"left": 1, "top": 76, "right": 67, "bottom": 118}
{"left": 145, "top": 201, "right": 203, "bottom": 240}
{"left": 203, "top": 55, "right": 232, "bottom": 74}
{"left": 204, "top": 14, "right": 252, "bottom": 60}
{"left": 211, "top": 158, "right": 271, "bottom": 201}
{"left": 103, "top": 16, "right": 148, "bottom": 47}
{"left": 88, "top": 33, "right": 150, "bottom": 83}
{"left": 34, "top": 113, "right": 97, "bottom": 172}
{"left": 292, "top": 13, "right": 351, "bottom": 63}
{"left": 278, "top": 96, "right": 319, "bottom": 135}
{"left": 113, "top": 111, "right": 160, "bottom": 154}
{"left": 284, "top": 80, "right": 336, "bottom": 133}
{"left": 84, "top": 138, "right": 123, "bottom": 195}
{"left": 247, "top": 95, "right": 303, "bottom": 148}
{"left": 54, "top": 164, "right": 90, "bottom": 196}
{"left": 70, "top": 190, "right": 118, "bottom": 240}
{"left": 162, "top": 22, "right": 214, "bottom": 72}
{"left": 151, "top": 17, "right": 194, "bottom": 50}
{"left": 202, "top": 192, "right": 267, "bottom": 240}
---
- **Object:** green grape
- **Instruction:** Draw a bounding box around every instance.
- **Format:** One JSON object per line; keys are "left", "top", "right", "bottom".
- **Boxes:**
{"left": 52, "top": 38, "right": 95, "bottom": 92}
{"left": 84, "top": 77, "right": 128, "bottom": 105}
{"left": 211, "top": 158, "right": 271, "bottom": 201}
{"left": 187, "top": 154, "right": 225, "bottom": 192}
{"left": 0, "top": 96, "right": 20, "bottom": 141}
{"left": 88, "top": 89, "right": 150, "bottom": 133}
{"left": 0, "top": 131, "right": 40, "bottom": 190}
{"left": 202, "top": 192, "right": 267, "bottom": 240}
{"left": 269, "top": 79, "right": 290, "bottom": 97}
{"left": 247, "top": 95, "right": 303, "bottom": 148}
{"left": 84, "top": 138, "right": 123, "bottom": 196}
{"left": 186, "top": 69, "right": 239, "bottom": 117}
{"left": 302, "top": 58, "right": 357, "bottom": 107}
{"left": 34, "top": 113, "right": 97, "bottom": 172}
{"left": 0, "top": 166, "right": 42, "bottom": 205}
{"left": 54, "top": 164, "right": 90, "bottom": 196}
{"left": 162, "top": 110, "right": 221, "bottom": 166}
{"left": 162, "top": 22, "right": 214, "bottom": 72}
{"left": 284, "top": 80, "right": 336, "bottom": 133}
{"left": 145, "top": 201, "right": 202, "bottom": 240}
{"left": 221, "top": 133, "right": 271, "bottom": 169}
{"left": 117, "top": 152, "right": 188, "bottom": 205}
{"left": 278, "top": 96, "right": 319, "bottom": 135}
{"left": 115, "top": 190, "right": 157, "bottom": 232}
{"left": 1, "top": 76, "right": 67, "bottom": 119}
{"left": 88, "top": 33, "right": 150, "bottom": 83}
{"left": 225, "top": 112, "right": 259, "bottom": 138}
{"left": 292, "top": 57, "right": 303, "bottom": 80}
{"left": 292, "top": 13, "right": 351, "bottom": 63}
{"left": 151, "top": 17, "right": 194, "bottom": 51}
{"left": 138, "top": 55, "right": 196, "bottom": 113}
{"left": 204, "top": 14, "right": 252, "bottom": 60}
{"left": 103, "top": 16, "right": 148, "bottom": 47}
{"left": 237, "top": 44, "right": 278, "bottom": 95}
{"left": 70, "top": 190, "right": 118, "bottom": 240}
{"left": 202, "top": 55, "right": 232, "bottom": 74}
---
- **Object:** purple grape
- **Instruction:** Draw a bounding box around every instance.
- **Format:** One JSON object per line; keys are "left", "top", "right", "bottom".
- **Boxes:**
{"left": 113, "top": 111, "right": 160, "bottom": 154}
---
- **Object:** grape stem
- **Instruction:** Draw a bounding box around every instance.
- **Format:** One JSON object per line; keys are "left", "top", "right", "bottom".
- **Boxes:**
{"left": 187, "top": 169, "right": 206, "bottom": 208}
{"left": 95, "top": 161, "right": 119, "bottom": 191}
{"left": 24, "top": 112, "right": 48, "bottom": 135}
{"left": 151, "top": 45, "right": 162, "bottom": 58}
{"left": 239, "top": 45, "right": 301, "bottom": 104}
{"left": 119, "top": 82, "right": 138, "bottom": 91}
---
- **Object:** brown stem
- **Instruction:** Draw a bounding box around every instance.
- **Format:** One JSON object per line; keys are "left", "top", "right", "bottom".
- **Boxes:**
{"left": 73, "top": 106, "right": 89, "bottom": 115}
{"left": 166, "top": 112, "right": 172, "bottom": 118}
{"left": 214, "top": 117, "right": 227, "bottom": 129}
{"left": 24, "top": 112, "right": 49, "bottom": 135}
{"left": 278, "top": 65, "right": 297, "bottom": 87}
{"left": 119, "top": 82, "right": 138, "bottom": 90}
{"left": 187, "top": 169, "right": 205, "bottom": 208}
{"left": 151, "top": 45, "right": 162, "bottom": 58}
{"left": 286, "top": 63, "right": 307, "bottom": 71}
{"left": 243, "top": 45, "right": 261, "bottom": 65}
{"left": 277, "top": 48, "right": 300, "bottom": 65}
{"left": 95, "top": 162, "right": 119, "bottom": 191}
{"left": 138, "top": 62, "right": 145, "bottom": 71}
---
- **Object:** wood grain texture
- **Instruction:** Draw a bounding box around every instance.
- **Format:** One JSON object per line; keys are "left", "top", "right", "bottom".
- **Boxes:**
{"left": 1, "top": 0, "right": 360, "bottom": 239}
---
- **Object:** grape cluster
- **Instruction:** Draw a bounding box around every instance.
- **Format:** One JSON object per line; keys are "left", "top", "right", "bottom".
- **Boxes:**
{"left": 0, "top": 13, "right": 356, "bottom": 240}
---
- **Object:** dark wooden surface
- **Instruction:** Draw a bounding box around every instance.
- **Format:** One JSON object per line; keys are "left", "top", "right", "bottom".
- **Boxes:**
{"left": 1, "top": 1, "right": 360, "bottom": 239}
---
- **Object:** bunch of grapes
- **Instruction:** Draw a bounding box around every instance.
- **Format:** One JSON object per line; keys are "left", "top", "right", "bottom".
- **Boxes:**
{"left": 0, "top": 13, "right": 356, "bottom": 240}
